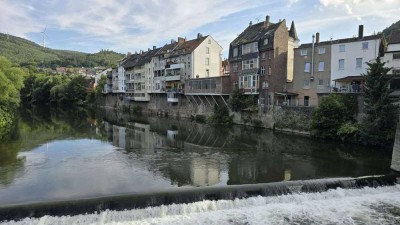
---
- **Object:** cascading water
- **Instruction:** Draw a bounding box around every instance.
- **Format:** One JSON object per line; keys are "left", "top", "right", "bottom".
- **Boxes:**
{"left": 0, "top": 175, "right": 399, "bottom": 224}
{"left": 2, "top": 184, "right": 400, "bottom": 225}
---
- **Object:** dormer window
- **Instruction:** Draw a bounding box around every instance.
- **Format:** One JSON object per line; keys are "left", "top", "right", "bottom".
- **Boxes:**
{"left": 264, "top": 38, "right": 269, "bottom": 45}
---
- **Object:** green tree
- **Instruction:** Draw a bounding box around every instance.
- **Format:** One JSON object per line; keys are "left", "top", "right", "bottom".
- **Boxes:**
{"left": 0, "top": 56, "right": 26, "bottom": 106}
{"left": 360, "top": 57, "right": 398, "bottom": 146}
{"left": 95, "top": 75, "right": 106, "bottom": 97}
{"left": 310, "top": 94, "right": 356, "bottom": 139}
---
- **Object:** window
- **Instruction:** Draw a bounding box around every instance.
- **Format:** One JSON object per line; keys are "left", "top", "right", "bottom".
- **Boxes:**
{"left": 394, "top": 53, "right": 400, "bottom": 60}
{"left": 356, "top": 58, "right": 363, "bottom": 69}
{"left": 339, "top": 59, "right": 345, "bottom": 70}
{"left": 233, "top": 47, "right": 238, "bottom": 57}
{"left": 242, "top": 42, "right": 258, "bottom": 54}
{"left": 268, "top": 51, "right": 272, "bottom": 59}
{"left": 362, "top": 42, "right": 369, "bottom": 50}
{"left": 318, "top": 47, "right": 326, "bottom": 54}
{"left": 304, "top": 80, "right": 310, "bottom": 88}
{"left": 261, "top": 66, "right": 265, "bottom": 76}
{"left": 264, "top": 38, "right": 269, "bottom": 45}
{"left": 233, "top": 63, "right": 238, "bottom": 72}
{"left": 304, "top": 96, "right": 310, "bottom": 106}
{"left": 206, "top": 47, "right": 210, "bottom": 54}
{"left": 268, "top": 66, "right": 271, "bottom": 75}
{"left": 205, "top": 58, "right": 209, "bottom": 65}
{"left": 239, "top": 75, "right": 259, "bottom": 89}
{"left": 318, "top": 61, "right": 324, "bottom": 71}
{"left": 242, "top": 58, "right": 258, "bottom": 70}
{"left": 393, "top": 69, "right": 400, "bottom": 75}
{"left": 262, "top": 52, "right": 266, "bottom": 59}
{"left": 188, "top": 62, "right": 191, "bottom": 68}
{"left": 208, "top": 39, "right": 211, "bottom": 44}
{"left": 339, "top": 45, "right": 346, "bottom": 52}
{"left": 300, "top": 49, "right": 307, "bottom": 56}
{"left": 304, "top": 62, "right": 311, "bottom": 72}
{"left": 206, "top": 69, "right": 209, "bottom": 77}
{"left": 318, "top": 79, "right": 324, "bottom": 85}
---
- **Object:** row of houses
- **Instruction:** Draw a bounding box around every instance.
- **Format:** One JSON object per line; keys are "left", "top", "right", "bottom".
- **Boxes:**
{"left": 100, "top": 15, "right": 400, "bottom": 109}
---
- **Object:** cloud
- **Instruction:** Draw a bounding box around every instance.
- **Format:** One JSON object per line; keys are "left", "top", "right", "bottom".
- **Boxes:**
{"left": 0, "top": 0, "right": 263, "bottom": 53}
{"left": 0, "top": 0, "right": 43, "bottom": 37}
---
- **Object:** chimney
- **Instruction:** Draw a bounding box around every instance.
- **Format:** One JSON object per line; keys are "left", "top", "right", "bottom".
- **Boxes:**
{"left": 264, "top": 15, "right": 270, "bottom": 28}
{"left": 178, "top": 37, "right": 186, "bottom": 44}
{"left": 249, "top": 21, "right": 253, "bottom": 26}
{"left": 316, "top": 32, "right": 320, "bottom": 44}
{"left": 148, "top": 48, "right": 151, "bottom": 51}
{"left": 197, "top": 33, "right": 203, "bottom": 39}
{"left": 153, "top": 46, "right": 156, "bottom": 50}
{"left": 358, "top": 25, "right": 364, "bottom": 39}
{"left": 171, "top": 39, "right": 176, "bottom": 44}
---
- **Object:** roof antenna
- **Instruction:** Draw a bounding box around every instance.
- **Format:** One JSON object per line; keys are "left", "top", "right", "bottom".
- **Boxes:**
{"left": 255, "top": 16, "right": 261, "bottom": 23}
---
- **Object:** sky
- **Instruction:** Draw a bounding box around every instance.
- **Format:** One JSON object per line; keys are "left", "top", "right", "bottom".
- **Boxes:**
{"left": 1, "top": 0, "right": 400, "bottom": 57}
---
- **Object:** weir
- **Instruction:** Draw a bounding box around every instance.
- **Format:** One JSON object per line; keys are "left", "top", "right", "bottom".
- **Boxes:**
{"left": 0, "top": 174, "right": 399, "bottom": 222}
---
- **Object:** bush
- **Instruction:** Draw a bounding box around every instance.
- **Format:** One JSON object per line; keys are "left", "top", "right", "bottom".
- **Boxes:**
{"left": 131, "top": 105, "right": 142, "bottom": 115}
{"left": 310, "top": 94, "right": 356, "bottom": 139}
{"left": 0, "top": 106, "right": 14, "bottom": 139}
{"left": 209, "top": 105, "right": 233, "bottom": 124}
{"left": 337, "top": 122, "right": 360, "bottom": 141}
{"left": 195, "top": 115, "right": 206, "bottom": 123}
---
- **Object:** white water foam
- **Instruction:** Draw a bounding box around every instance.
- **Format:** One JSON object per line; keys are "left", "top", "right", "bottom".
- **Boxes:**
{"left": 2, "top": 185, "right": 400, "bottom": 225}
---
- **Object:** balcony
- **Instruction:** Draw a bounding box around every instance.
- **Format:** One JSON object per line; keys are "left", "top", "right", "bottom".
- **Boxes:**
{"left": 165, "top": 74, "right": 181, "bottom": 81}
{"left": 166, "top": 63, "right": 184, "bottom": 70}
{"left": 185, "top": 76, "right": 232, "bottom": 95}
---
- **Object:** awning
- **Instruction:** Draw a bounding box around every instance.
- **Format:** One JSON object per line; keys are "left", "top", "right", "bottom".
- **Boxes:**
{"left": 333, "top": 76, "right": 364, "bottom": 82}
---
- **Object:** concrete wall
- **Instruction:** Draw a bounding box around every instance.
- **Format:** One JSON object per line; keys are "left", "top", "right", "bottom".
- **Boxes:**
{"left": 391, "top": 121, "right": 400, "bottom": 172}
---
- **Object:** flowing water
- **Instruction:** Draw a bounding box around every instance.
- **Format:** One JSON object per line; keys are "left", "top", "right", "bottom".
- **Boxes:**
{"left": 3, "top": 185, "right": 400, "bottom": 225}
{"left": 0, "top": 107, "right": 396, "bottom": 223}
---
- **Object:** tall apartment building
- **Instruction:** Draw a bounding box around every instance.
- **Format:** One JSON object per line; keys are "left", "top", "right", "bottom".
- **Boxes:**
{"left": 228, "top": 15, "right": 299, "bottom": 107}
{"left": 289, "top": 33, "right": 331, "bottom": 106}
{"left": 142, "top": 35, "right": 222, "bottom": 103}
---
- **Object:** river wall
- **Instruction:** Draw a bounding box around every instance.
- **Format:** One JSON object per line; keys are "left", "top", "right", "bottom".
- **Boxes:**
{"left": 98, "top": 94, "right": 314, "bottom": 132}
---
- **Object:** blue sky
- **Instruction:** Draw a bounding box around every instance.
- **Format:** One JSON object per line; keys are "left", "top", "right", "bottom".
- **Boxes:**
{"left": 1, "top": 0, "right": 399, "bottom": 57}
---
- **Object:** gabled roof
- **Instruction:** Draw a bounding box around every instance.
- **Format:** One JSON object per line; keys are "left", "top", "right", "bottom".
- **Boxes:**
{"left": 389, "top": 30, "right": 400, "bottom": 45}
{"left": 167, "top": 36, "right": 208, "bottom": 58}
{"left": 289, "top": 21, "right": 299, "bottom": 41}
{"left": 230, "top": 21, "right": 282, "bottom": 46}
{"left": 155, "top": 42, "right": 180, "bottom": 56}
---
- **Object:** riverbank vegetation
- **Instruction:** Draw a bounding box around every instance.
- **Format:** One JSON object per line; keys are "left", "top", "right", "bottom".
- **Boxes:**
{"left": 0, "top": 56, "right": 26, "bottom": 139}
{"left": 311, "top": 57, "right": 398, "bottom": 146}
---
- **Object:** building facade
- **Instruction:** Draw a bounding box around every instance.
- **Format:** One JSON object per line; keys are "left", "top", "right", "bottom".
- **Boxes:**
{"left": 289, "top": 33, "right": 332, "bottom": 106}
{"left": 228, "top": 15, "right": 299, "bottom": 107}
{"left": 331, "top": 26, "right": 382, "bottom": 92}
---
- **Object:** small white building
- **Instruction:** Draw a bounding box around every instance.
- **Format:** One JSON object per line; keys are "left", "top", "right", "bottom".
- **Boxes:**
{"left": 330, "top": 25, "right": 382, "bottom": 92}
{"left": 383, "top": 30, "right": 400, "bottom": 75}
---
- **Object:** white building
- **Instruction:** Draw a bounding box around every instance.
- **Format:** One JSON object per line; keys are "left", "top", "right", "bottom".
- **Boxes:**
{"left": 383, "top": 30, "right": 400, "bottom": 75}
{"left": 330, "top": 25, "right": 382, "bottom": 92}
{"left": 112, "top": 57, "right": 129, "bottom": 94}
{"left": 162, "top": 34, "right": 223, "bottom": 103}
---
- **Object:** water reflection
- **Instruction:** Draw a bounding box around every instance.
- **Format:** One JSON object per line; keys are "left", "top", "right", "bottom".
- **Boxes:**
{"left": 0, "top": 107, "right": 393, "bottom": 205}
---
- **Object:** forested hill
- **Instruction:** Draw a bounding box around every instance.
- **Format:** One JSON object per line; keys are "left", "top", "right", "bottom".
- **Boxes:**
{"left": 0, "top": 33, "right": 125, "bottom": 68}
{"left": 382, "top": 20, "right": 400, "bottom": 37}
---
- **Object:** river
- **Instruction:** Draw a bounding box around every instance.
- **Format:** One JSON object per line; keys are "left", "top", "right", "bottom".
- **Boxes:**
{"left": 0, "top": 107, "right": 397, "bottom": 223}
